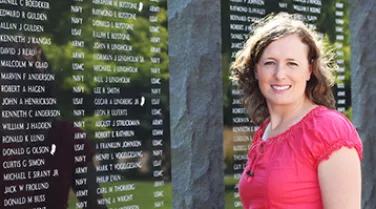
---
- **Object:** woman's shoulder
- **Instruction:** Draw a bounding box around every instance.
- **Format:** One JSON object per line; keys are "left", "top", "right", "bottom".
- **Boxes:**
{"left": 300, "top": 105, "right": 363, "bottom": 167}
{"left": 309, "top": 105, "right": 355, "bottom": 133}
{"left": 312, "top": 105, "right": 350, "bottom": 121}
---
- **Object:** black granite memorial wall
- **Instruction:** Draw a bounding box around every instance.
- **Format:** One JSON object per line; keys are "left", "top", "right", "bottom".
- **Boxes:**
{"left": 0, "top": 0, "right": 170, "bottom": 208}
{"left": 0, "top": 0, "right": 354, "bottom": 208}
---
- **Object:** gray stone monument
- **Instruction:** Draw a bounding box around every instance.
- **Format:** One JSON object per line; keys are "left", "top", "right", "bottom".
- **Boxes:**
{"left": 350, "top": 1, "right": 376, "bottom": 208}
{"left": 168, "top": 0, "right": 225, "bottom": 209}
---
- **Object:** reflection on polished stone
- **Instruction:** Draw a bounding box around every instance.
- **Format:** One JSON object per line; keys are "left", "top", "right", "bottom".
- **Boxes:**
{"left": 0, "top": 0, "right": 170, "bottom": 208}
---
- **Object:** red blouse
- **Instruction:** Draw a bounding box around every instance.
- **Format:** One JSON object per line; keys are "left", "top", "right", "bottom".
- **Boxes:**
{"left": 238, "top": 106, "right": 363, "bottom": 209}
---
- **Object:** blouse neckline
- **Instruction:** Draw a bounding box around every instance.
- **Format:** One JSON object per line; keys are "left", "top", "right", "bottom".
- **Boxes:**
{"left": 258, "top": 105, "right": 326, "bottom": 143}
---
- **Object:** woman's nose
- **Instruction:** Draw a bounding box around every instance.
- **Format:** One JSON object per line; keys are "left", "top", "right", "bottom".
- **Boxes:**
{"left": 274, "top": 64, "right": 287, "bottom": 80}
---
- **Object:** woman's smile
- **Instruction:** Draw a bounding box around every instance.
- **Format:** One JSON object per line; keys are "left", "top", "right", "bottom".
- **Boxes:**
{"left": 271, "top": 85, "right": 292, "bottom": 92}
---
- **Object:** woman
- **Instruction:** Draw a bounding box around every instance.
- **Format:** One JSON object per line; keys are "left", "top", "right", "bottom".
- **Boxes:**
{"left": 231, "top": 13, "right": 363, "bottom": 209}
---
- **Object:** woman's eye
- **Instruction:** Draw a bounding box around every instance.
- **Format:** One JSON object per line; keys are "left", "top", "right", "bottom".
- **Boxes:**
{"left": 288, "top": 62, "right": 298, "bottom": 66}
{"left": 264, "top": 61, "right": 275, "bottom": 65}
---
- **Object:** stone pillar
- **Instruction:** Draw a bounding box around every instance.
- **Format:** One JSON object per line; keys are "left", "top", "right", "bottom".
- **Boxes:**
{"left": 349, "top": 1, "right": 376, "bottom": 209}
{"left": 168, "top": 1, "right": 225, "bottom": 209}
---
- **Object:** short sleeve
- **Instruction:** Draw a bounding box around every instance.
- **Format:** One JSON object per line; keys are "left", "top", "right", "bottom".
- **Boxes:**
{"left": 310, "top": 110, "right": 363, "bottom": 169}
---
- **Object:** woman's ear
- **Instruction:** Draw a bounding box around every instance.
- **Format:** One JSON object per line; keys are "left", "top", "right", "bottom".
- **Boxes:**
{"left": 307, "top": 61, "right": 313, "bottom": 81}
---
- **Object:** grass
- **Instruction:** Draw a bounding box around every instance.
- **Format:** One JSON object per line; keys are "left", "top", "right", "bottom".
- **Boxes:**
{"left": 67, "top": 176, "right": 241, "bottom": 209}
{"left": 68, "top": 180, "right": 172, "bottom": 208}
{"left": 225, "top": 175, "right": 242, "bottom": 209}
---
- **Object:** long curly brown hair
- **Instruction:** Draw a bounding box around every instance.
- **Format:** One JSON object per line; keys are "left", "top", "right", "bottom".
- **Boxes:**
{"left": 231, "top": 13, "right": 337, "bottom": 125}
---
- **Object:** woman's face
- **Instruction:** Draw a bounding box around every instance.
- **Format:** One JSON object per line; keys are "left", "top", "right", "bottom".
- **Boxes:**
{"left": 255, "top": 34, "right": 312, "bottom": 108}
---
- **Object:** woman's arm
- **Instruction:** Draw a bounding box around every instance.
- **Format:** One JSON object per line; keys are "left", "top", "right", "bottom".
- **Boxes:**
{"left": 318, "top": 147, "right": 361, "bottom": 209}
